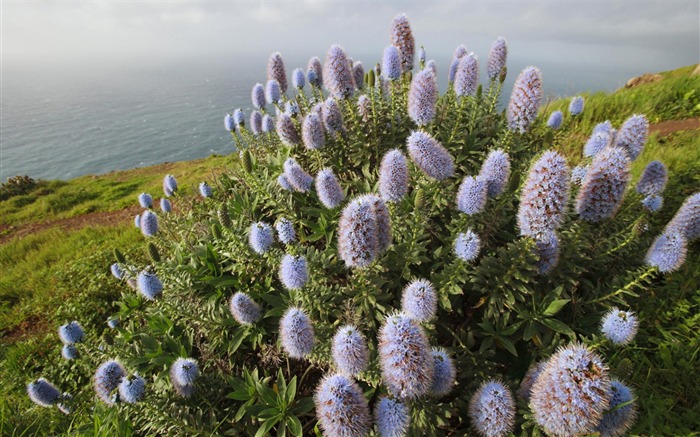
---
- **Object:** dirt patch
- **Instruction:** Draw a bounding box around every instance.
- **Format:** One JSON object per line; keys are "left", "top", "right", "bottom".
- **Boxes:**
{"left": 650, "top": 117, "right": 699, "bottom": 137}
{"left": 0, "top": 204, "right": 143, "bottom": 244}
{"left": 624, "top": 73, "right": 663, "bottom": 89}
{"left": 1, "top": 314, "right": 50, "bottom": 344}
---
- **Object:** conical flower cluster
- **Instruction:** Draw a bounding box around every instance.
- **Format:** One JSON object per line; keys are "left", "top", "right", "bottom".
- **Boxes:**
{"left": 456, "top": 175, "right": 488, "bottom": 215}
{"left": 307, "top": 56, "right": 323, "bottom": 88}
{"left": 314, "top": 374, "right": 371, "bottom": 437}
{"left": 323, "top": 45, "right": 355, "bottom": 99}
{"left": 322, "top": 98, "right": 345, "bottom": 136}
{"left": 406, "top": 131, "right": 455, "bottom": 180}
{"left": 645, "top": 232, "right": 688, "bottom": 273}
{"left": 469, "top": 380, "right": 516, "bottom": 437}
{"left": 454, "top": 229, "right": 481, "bottom": 262}
{"left": 316, "top": 168, "right": 345, "bottom": 208}
{"left": 600, "top": 307, "right": 638, "bottom": 345}
{"left": 636, "top": 160, "right": 668, "bottom": 196}
{"left": 280, "top": 307, "right": 315, "bottom": 359}
{"left": 390, "top": 13, "right": 415, "bottom": 72}
{"left": 94, "top": 360, "right": 126, "bottom": 404}
{"left": 401, "top": 279, "right": 437, "bottom": 322}
{"left": 302, "top": 113, "right": 325, "bottom": 150}
{"left": 283, "top": 158, "right": 313, "bottom": 193}
{"left": 338, "top": 194, "right": 391, "bottom": 268}
{"left": 665, "top": 192, "right": 700, "bottom": 241}
{"left": 331, "top": 325, "right": 369, "bottom": 376}
{"left": 279, "top": 254, "right": 309, "bottom": 290}
{"left": 229, "top": 292, "right": 262, "bottom": 325}
{"left": 251, "top": 83, "right": 265, "bottom": 109}
{"left": 407, "top": 68, "right": 437, "bottom": 126}
{"left": 170, "top": 358, "right": 199, "bottom": 397}
{"left": 487, "top": 37, "right": 507, "bottom": 81}
{"left": 276, "top": 113, "right": 301, "bottom": 147}
{"left": 382, "top": 46, "right": 402, "bottom": 81}
{"left": 454, "top": 53, "right": 479, "bottom": 97}
{"left": 379, "top": 149, "right": 409, "bottom": 202}
{"left": 576, "top": 146, "right": 631, "bottom": 222}
{"left": 595, "top": 380, "right": 638, "bottom": 437}
{"left": 375, "top": 396, "right": 410, "bottom": 437}
{"left": 429, "top": 348, "right": 455, "bottom": 397}
{"left": 507, "top": 66, "right": 543, "bottom": 133}
{"left": 479, "top": 149, "right": 511, "bottom": 198}
{"left": 615, "top": 114, "right": 648, "bottom": 160}
{"left": 267, "top": 52, "right": 288, "bottom": 93}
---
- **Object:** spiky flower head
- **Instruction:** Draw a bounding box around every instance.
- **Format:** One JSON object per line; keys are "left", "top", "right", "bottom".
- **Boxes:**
{"left": 322, "top": 98, "right": 345, "bottom": 136}
{"left": 232, "top": 108, "right": 245, "bottom": 127}
{"left": 324, "top": 45, "right": 355, "bottom": 99}
{"left": 455, "top": 229, "right": 481, "bottom": 262}
{"left": 406, "top": 131, "right": 455, "bottom": 180}
{"left": 645, "top": 232, "right": 688, "bottom": 273}
{"left": 357, "top": 94, "right": 371, "bottom": 122}
{"left": 517, "top": 151, "right": 570, "bottom": 237}
{"left": 593, "top": 120, "right": 613, "bottom": 135}
{"left": 665, "top": 192, "right": 700, "bottom": 241}
{"left": 569, "top": 96, "right": 584, "bottom": 116}
{"left": 137, "top": 271, "right": 163, "bottom": 300}
{"left": 507, "top": 66, "right": 543, "bottom": 133}
{"left": 454, "top": 53, "right": 479, "bottom": 97}
{"left": 315, "top": 373, "right": 371, "bottom": 437}
{"left": 352, "top": 61, "right": 365, "bottom": 89}
{"left": 379, "top": 149, "right": 409, "bottom": 202}
{"left": 94, "top": 360, "right": 126, "bottom": 404}
{"left": 224, "top": 114, "right": 235, "bottom": 132}
{"left": 642, "top": 195, "right": 663, "bottom": 212}
{"left": 401, "top": 279, "right": 437, "bottom": 322}
{"left": 282, "top": 158, "right": 312, "bottom": 193}
{"left": 425, "top": 59, "right": 437, "bottom": 75}
{"left": 338, "top": 196, "right": 378, "bottom": 267}
{"left": 576, "top": 146, "right": 631, "bottom": 222}
{"left": 534, "top": 232, "right": 560, "bottom": 275}
{"left": 140, "top": 210, "right": 159, "bottom": 237}
{"left": 382, "top": 46, "right": 402, "bottom": 81}
{"left": 170, "top": 358, "right": 199, "bottom": 397}
{"left": 600, "top": 307, "right": 638, "bottom": 345}
{"left": 275, "top": 218, "right": 296, "bottom": 244}
{"left": 469, "top": 380, "right": 516, "bottom": 437}
{"left": 280, "top": 307, "right": 315, "bottom": 359}
{"left": 571, "top": 165, "right": 588, "bottom": 185}
{"left": 487, "top": 37, "right": 508, "bottom": 81}
{"left": 285, "top": 101, "right": 299, "bottom": 117}
{"left": 457, "top": 175, "right": 488, "bottom": 215}
{"left": 119, "top": 375, "right": 146, "bottom": 404}
{"left": 615, "top": 114, "right": 648, "bottom": 160}
{"left": 595, "top": 379, "right": 638, "bottom": 437}
{"left": 407, "top": 68, "right": 438, "bottom": 126}
{"left": 583, "top": 131, "right": 612, "bottom": 158}
{"left": 28, "top": 378, "right": 62, "bottom": 407}
{"left": 518, "top": 361, "right": 546, "bottom": 401}
{"left": 278, "top": 174, "right": 293, "bottom": 191}
{"left": 249, "top": 222, "right": 274, "bottom": 254}
{"left": 265, "top": 79, "right": 281, "bottom": 104}
{"left": 479, "top": 149, "right": 511, "bottom": 197}
{"left": 59, "top": 321, "right": 84, "bottom": 345}
{"left": 250, "top": 110, "right": 263, "bottom": 135}
{"left": 262, "top": 114, "right": 274, "bottom": 133}
{"left": 229, "top": 292, "right": 262, "bottom": 325}
{"left": 276, "top": 113, "right": 301, "bottom": 147}
{"left": 547, "top": 110, "right": 563, "bottom": 129}
{"left": 375, "top": 396, "right": 409, "bottom": 437}
{"left": 199, "top": 182, "right": 213, "bottom": 198}
{"left": 62, "top": 344, "right": 79, "bottom": 360}
{"left": 138, "top": 192, "right": 153, "bottom": 209}
{"left": 390, "top": 13, "right": 415, "bottom": 72}
{"left": 110, "top": 263, "right": 124, "bottom": 280}
{"left": 292, "top": 67, "right": 305, "bottom": 89}
{"left": 530, "top": 343, "right": 611, "bottom": 437}
{"left": 134, "top": 214, "right": 140, "bottom": 228}
{"left": 160, "top": 198, "right": 172, "bottom": 213}
{"left": 279, "top": 254, "right": 308, "bottom": 290}
{"left": 107, "top": 318, "right": 119, "bottom": 329}
{"left": 267, "top": 52, "right": 288, "bottom": 93}
{"left": 332, "top": 325, "right": 369, "bottom": 376}
{"left": 418, "top": 46, "right": 426, "bottom": 65}
{"left": 316, "top": 168, "right": 345, "bottom": 209}
{"left": 307, "top": 56, "right": 323, "bottom": 88}
{"left": 448, "top": 44, "right": 468, "bottom": 82}
{"left": 251, "top": 83, "right": 266, "bottom": 109}
{"left": 378, "top": 313, "right": 434, "bottom": 400}
{"left": 430, "top": 348, "right": 456, "bottom": 397}
{"left": 636, "top": 160, "right": 668, "bottom": 196}
{"left": 163, "top": 174, "right": 177, "bottom": 197}
{"left": 367, "top": 194, "right": 392, "bottom": 253}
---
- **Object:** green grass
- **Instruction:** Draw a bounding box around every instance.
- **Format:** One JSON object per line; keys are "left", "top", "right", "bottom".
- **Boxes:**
{"left": 0, "top": 154, "right": 232, "bottom": 227}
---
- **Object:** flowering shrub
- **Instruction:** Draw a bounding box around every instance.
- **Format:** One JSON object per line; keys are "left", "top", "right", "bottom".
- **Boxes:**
{"left": 24, "top": 13, "right": 697, "bottom": 436}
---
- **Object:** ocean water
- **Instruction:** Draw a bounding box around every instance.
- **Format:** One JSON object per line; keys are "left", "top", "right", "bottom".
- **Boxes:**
{"left": 1, "top": 55, "right": 644, "bottom": 181}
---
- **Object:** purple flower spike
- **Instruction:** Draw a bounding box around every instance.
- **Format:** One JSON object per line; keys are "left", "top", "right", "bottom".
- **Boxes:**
{"left": 507, "top": 66, "right": 543, "bottom": 133}
{"left": 487, "top": 37, "right": 508, "bottom": 81}
{"left": 665, "top": 192, "right": 700, "bottom": 241}
{"left": 292, "top": 68, "right": 305, "bottom": 89}
{"left": 645, "top": 232, "right": 688, "bottom": 273}
{"left": 267, "top": 52, "right": 288, "bottom": 93}
{"left": 138, "top": 192, "right": 153, "bottom": 209}
{"left": 301, "top": 113, "right": 325, "bottom": 151}
{"left": 322, "top": 98, "right": 345, "bottom": 136}
{"left": 315, "top": 374, "right": 371, "bottom": 437}
{"left": 276, "top": 114, "right": 301, "bottom": 147}
{"left": 449, "top": 44, "right": 468, "bottom": 83}
{"left": 94, "top": 360, "right": 126, "bottom": 405}
{"left": 280, "top": 307, "right": 315, "bottom": 359}
{"left": 265, "top": 80, "right": 281, "bottom": 104}
{"left": 230, "top": 292, "right": 262, "bottom": 325}
{"left": 469, "top": 380, "right": 516, "bottom": 437}
{"left": 569, "top": 96, "right": 584, "bottom": 116}
{"left": 27, "top": 378, "right": 62, "bottom": 407}
{"left": 251, "top": 83, "right": 266, "bottom": 109}
{"left": 279, "top": 254, "right": 309, "bottom": 290}
{"left": 163, "top": 174, "right": 177, "bottom": 197}
{"left": 457, "top": 175, "right": 488, "bottom": 215}
{"left": 284, "top": 158, "right": 313, "bottom": 193}
{"left": 595, "top": 380, "right": 638, "bottom": 437}
{"left": 338, "top": 195, "right": 379, "bottom": 268}
{"left": 379, "top": 313, "right": 434, "bottom": 400}
{"left": 379, "top": 149, "right": 409, "bottom": 202}
{"left": 262, "top": 114, "right": 274, "bottom": 133}
{"left": 455, "top": 230, "right": 481, "bottom": 262}
{"left": 518, "top": 361, "right": 546, "bottom": 401}
{"left": 249, "top": 222, "right": 274, "bottom": 254}
{"left": 479, "top": 149, "right": 511, "bottom": 197}
{"left": 517, "top": 151, "right": 570, "bottom": 237}
{"left": 137, "top": 271, "right": 163, "bottom": 300}
{"left": 352, "top": 61, "right": 364, "bottom": 89}
{"left": 331, "top": 325, "right": 369, "bottom": 376}
{"left": 454, "top": 53, "right": 479, "bottom": 97}
{"left": 584, "top": 131, "right": 612, "bottom": 158}
{"left": 600, "top": 307, "right": 638, "bottom": 345}
{"left": 250, "top": 111, "right": 263, "bottom": 135}
{"left": 547, "top": 111, "right": 563, "bottom": 129}
{"left": 615, "top": 114, "right": 648, "bottom": 160}
{"left": 576, "top": 147, "right": 631, "bottom": 222}
{"left": 406, "top": 131, "right": 455, "bottom": 180}
{"left": 233, "top": 108, "right": 245, "bottom": 127}
{"left": 323, "top": 45, "right": 355, "bottom": 99}
{"left": 382, "top": 45, "right": 402, "bottom": 81}
{"left": 375, "top": 396, "right": 410, "bottom": 437}
{"left": 390, "top": 13, "right": 415, "bottom": 72}
{"left": 140, "top": 210, "right": 159, "bottom": 237}
{"left": 224, "top": 114, "right": 235, "bottom": 132}
{"left": 357, "top": 94, "right": 371, "bottom": 122}
{"left": 275, "top": 218, "right": 296, "bottom": 244}
{"left": 534, "top": 232, "right": 560, "bottom": 275}
{"left": 636, "top": 160, "right": 668, "bottom": 196}
{"left": 408, "top": 68, "right": 438, "bottom": 126}
{"left": 430, "top": 348, "right": 456, "bottom": 397}
{"left": 307, "top": 56, "right": 323, "bottom": 88}
{"left": 401, "top": 279, "right": 437, "bottom": 322}
{"left": 316, "top": 168, "right": 345, "bottom": 209}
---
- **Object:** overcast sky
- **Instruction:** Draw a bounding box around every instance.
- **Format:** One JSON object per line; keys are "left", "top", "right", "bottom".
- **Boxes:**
{"left": 4, "top": 1, "right": 699, "bottom": 64}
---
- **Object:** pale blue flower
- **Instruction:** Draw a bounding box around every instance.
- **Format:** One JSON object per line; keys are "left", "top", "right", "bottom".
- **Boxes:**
{"left": 352, "top": 61, "right": 364, "bottom": 89}
{"left": 249, "top": 222, "right": 274, "bottom": 254}
{"left": 615, "top": 114, "right": 648, "bottom": 161}
{"left": 27, "top": 378, "right": 61, "bottom": 407}
{"left": 408, "top": 68, "right": 437, "bottom": 126}
{"left": 307, "top": 56, "right": 323, "bottom": 88}
{"left": 401, "top": 279, "right": 437, "bottom": 322}
{"left": 636, "top": 160, "right": 668, "bottom": 196}
{"left": 390, "top": 13, "right": 415, "bottom": 72}
{"left": 322, "top": 98, "right": 345, "bottom": 136}
{"left": 250, "top": 110, "right": 263, "bottom": 135}
{"left": 292, "top": 68, "right": 305, "bottom": 89}
{"left": 283, "top": 158, "right": 313, "bottom": 192}
{"left": 645, "top": 232, "right": 688, "bottom": 273}
{"left": 119, "top": 375, "right": 146, "bottom": 404}
{"left": 665, "top": 192, "right": 700, "bottom": 241}
{"left": 379, "top": 149, "right": 409, "bottom": 202}
{"left": 331, "top": 325, "right": 369, "bottom": 376}
{"left": 160, "top": 198, "right": 172, "bottom": 213}
{"left": 163, "top": 174, "right": 177, "bottom": 197}
{"left": 576, "top": 147, "right": 631, "bottom": 222}
{"left": 479, "top": 149, "right": 511, "bottom": 197}
{"left": 199, "top": 182, "right": 213, "bottom": 198}
{"left": 110, "top": 263, "right": 123, "bottom": 280}
{"left": 314, "top": 374, "right": 371, "bottom": 437}
{"left": 487, "top": 37, "right": 508, "bottom": 81}
{"left": 138, "top": 193, "right": 153, "bottom": 208}
{"left": 323, "top": 45, "right": 355, "bottom": 99}
{"left": 534, "top": 232, "right": 560, "bottom": 275}
{"left": 642, "top": 195, "right": 663, "bottom": 212}
{"left": 276, "top": 114, "right": 302, "bottom": 147}
{"left": 382, "top": 46, "right": 402, "bottom": 80}
{"left": 406, "top": 131, "right": 455, "bottom": 180}
{"left": 262, "top": 114, "right": 275, "bottom": 133}
{"left": 454, "top": 53, "right": 479, "bottom": 97}
{"left": 457, "top": 175, "right": 487, "bottom": 215}
{"left": 265, "top": 80, "right": 281, "bottom": 104}
{"left": 275, "top": 218, "right": 295, "bottom": 244}
{"left": 569, "top": 96, "right": 584, "bottom": 116}
{"left": 595, "top": 380, "right": 638, "bottom": 437}
{"left": 251, "top": 83, "right": 266, "bottom": 110}
{"left": 601, "top": 307, "right": 638, "bottom": 345}
{"left": 137, "top": 271, "right": 163, "bottom": 300}
{"left": 584, "top": 131, "right": 612, "bottom": 158}
{"left": 62, "top": 345, "right": 78, "bottom": 360}
{"left": 280, "top": 307, "right": 315, "bottom": 359}
{"left": 454, "top": 230, "right": 481, "bottom": 262}
{"left": 469, "top": 380, "right": 516, "bottom": 437}
{"left": 279, "top": 254, "right": 308, "bottom": 290}
{"left": 507, "top": 66, "right": 543, "bottom": 133}
{"left": 375, "top": 396, "right": 410, "bottom": 437}
{"left": 316, "top": 168, "right": 344, "bottom": 208}
{"left": 140, "top": 210, "right": 159, "bottom": 237}
{"left": 94, "top": 360, "right": 126, "bottom": 404}
{"left": 267, "top": 52, "right": 288, "bottom": 93}
{"left": 430, "top": 348, "right": 456, "bottom": 397}
{"left": 517, "top": 361, "right": 546, "bottom": 401}
{"left": 229, "top": 292, "right": 262, "bottom": 325}
{"left": 59, "top": 321, "right": 84, "bottom": 344}
{"left": 547, "top": 110, "right": 563, "bottom": 129}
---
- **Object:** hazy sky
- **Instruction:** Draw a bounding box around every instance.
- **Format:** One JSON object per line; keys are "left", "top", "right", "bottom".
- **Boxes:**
{"left": 4, "top": 0, "right": 699, "bottom": 76}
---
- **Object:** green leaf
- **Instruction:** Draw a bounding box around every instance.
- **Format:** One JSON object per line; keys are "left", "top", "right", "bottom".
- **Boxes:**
{"left": 543, "top": 299, "right": 570, "bottom": 316}
{"left": 539, "top": 318, "right": 575, "bottom": 337}
{"left": 497, "top": 336, "right": 518, "bottom": 357}
{"left": 255, "top": 418, "right": 278, "bottom": 437}
{"left": 287, "top": 415, "right": 303, "bottom": 437}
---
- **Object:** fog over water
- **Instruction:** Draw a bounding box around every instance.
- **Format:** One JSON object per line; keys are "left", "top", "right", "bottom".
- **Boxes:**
{"left": 2, "top": 1, "right": 698, "bottom": 180}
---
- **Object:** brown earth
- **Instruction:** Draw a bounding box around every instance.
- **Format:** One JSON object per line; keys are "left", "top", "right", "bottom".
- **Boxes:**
{"left": 1, "top": 118, "right": 698, "bottom": 245}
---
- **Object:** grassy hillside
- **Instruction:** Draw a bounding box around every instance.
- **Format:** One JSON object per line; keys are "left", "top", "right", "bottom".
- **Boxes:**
{"left": 1, "top": 65, "right": 698, "bottom": 435}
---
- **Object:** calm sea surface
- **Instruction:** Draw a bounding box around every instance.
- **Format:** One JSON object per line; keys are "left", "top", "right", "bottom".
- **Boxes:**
{"left": 1, "top": 55, "right": 647, "bottom": 181}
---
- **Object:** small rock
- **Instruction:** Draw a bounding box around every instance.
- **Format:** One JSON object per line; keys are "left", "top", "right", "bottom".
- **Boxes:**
{"left": 625, "top": 73, "right": 663, "bottom": 88}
